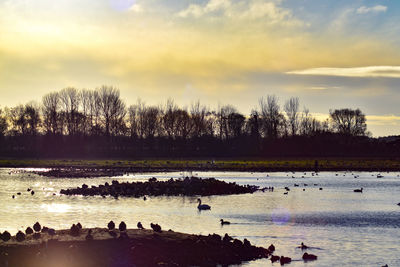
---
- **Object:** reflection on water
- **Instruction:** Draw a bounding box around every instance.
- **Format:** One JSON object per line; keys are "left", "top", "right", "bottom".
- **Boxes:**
{"left": 0, "top": 169, "right": 399, "bottom": 267}
{"left": 41, "top": 203, "right": 71, "bottom": 213}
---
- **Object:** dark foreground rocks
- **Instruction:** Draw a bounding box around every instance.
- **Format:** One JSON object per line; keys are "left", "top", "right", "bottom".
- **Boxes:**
{"left": 60, "top": 177, "right": 258, "bottom": 197}
{"left": 0, "top": 228, "right": 270, "bottom": 267}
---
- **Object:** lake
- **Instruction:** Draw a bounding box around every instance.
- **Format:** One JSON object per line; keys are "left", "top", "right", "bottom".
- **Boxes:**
{"left": 0, "top": 169, "right": 399, "bottom": 267}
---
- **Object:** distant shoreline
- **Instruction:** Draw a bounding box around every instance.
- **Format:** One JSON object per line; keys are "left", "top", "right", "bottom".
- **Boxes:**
{"left": 1, "top": 158, "right": 400, "bottom": 175}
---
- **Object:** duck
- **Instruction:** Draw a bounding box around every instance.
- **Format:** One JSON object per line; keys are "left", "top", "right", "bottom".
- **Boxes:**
{"left": 1, "top": 231, "right": 11, "bottom": 242}
{"left": 16, "top": 231, "right": 25, "bottom": 242}
{"left": 137, "top": 222, "right": 144, "bottom": 229}
{"left": 119, "top": 221, "right": 127, "bottom": 231}
{"left": 302, "top": 252, "right": 317, "bottom": 261}
{"left": 33, "top": 222, "right": 41, "bottom": 232}
{"left": 298, "top": 242, "right": 309, "bottom": 250}
{"left": 107, "top": 221, "right": 115, "bottom": 230}
{"left": 353, "top": 188, "right": 363, "bottom": 193}
{"left": 25, "top": 227, "right": 33, "bottom": 235}
{"left": 150, "top": 223, "right": 162, "bottom": 233}
{"left": 220, "top": 219, "right": 230, "bottom": 225}
{"left": 197, "top": 199, "right": 211, "bottom": 210}
{"left": 270, "top": 255, "right": 280, "bottom": 263}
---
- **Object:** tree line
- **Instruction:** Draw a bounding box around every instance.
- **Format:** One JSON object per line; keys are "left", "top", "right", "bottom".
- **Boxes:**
{"left": 0, "top": 85, "right": 396, "bottom": 158}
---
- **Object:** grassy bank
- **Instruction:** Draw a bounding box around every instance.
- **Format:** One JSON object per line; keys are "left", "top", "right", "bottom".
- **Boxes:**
{"left": 1, "top": 158, "right": 400, "bottom": 172}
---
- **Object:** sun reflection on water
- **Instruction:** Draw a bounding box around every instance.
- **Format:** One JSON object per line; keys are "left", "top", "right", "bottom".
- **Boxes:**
{"left": 41, "top": 203, "right": 71, "bottom": 213}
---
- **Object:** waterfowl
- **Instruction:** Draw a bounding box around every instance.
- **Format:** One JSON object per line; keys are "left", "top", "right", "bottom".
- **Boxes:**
{"left": 25, "top": 227, "right": 33, "bottom": 235}
{"left": 16, "top": 231, "right": 25, "bottom": 242}
{"left": 33, "top": 222, "right": 41, "bottom": 232}
{"left": 119, "top": 221, "right": 127, "bottom": 231}
{"left": 270, "top": 255, "right": 280, "bottom": 263}
{"left": 70, "top": 224, "right": 80, "bottom": 236}
{"left": 76, "top": 222, "right": 82, "bottom": 229}
{"left": 31, "top": 190, "right": 35, "bottom": 195}
{"left": 298, "top": 242, "right": 309, "bottom": 250}
{"left": 280, "top": 256, "right": 291, "bottom": 265}
{"left": 353, "top": 188, "right": 363, "bottom": 193}
{"left": 107, "top": 220, "right": 115, "bottom": 230}
{"left": 303, "top": 252, "right": 317, "bottom": 261}
{"left": 268, "top": 244, "right": 275, "bottom": 252}
{"left": 197, "top": 199, "right": 211, "bottom": 210}
{"left": 137, "top": 222, "right": 144, "bottom": 229}
{"left": 1, "top": 231, "right": 11, "bottom": 242}
{"left": 220, "top": 219, "right": 231, "bottom": 225}
{"left": 150, "top": 223, "right": 162, "bottom": 233}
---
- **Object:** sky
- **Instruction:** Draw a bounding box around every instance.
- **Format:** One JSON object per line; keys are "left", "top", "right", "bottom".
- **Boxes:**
{"left": 0, "top": 0, "right": 400, "bottom": 136}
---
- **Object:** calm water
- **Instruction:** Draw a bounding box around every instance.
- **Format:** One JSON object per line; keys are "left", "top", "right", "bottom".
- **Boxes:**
{"left": 0, "top": 169, "right": 399, "bottom": 267}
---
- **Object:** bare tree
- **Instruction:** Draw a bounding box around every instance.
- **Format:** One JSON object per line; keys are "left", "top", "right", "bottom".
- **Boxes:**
{"left": 284, "top": 97, "right": 300, "bottom": 136}
{"left": 259, "top": 95, "right": 284, "bottom": 138}
{"left": 97, "top": 86, "right": 126, "bottom": 136}
{"left": 24, "top": 102, "right": 41, "bottom": 136}
{"left": 0, "top": 107, "right": 8, "bottom": 136}
{"left": 329, "top": 108, "right": 367, "bottom": 136}
{"left": 42, "top": 92, "right": 60, "bottom": 135}
{"left": 59, "top": 87, "right": 81, "bottom": 135}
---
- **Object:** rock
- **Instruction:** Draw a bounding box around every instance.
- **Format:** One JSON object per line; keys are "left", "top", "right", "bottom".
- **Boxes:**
{"left": 33, "top": 232, "right": 41, "bottom": 240}
{"left": 48, "top": 228, "right": 56, "bottom": 236}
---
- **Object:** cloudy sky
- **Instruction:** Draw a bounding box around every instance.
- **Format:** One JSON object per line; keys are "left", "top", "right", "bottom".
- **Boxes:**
{"left": 1, "top": 0, "right": 400, "bottom": 136}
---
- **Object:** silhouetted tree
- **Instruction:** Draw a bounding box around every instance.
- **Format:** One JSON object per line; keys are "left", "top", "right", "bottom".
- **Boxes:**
{"left": 42, "top": 92, "right": 61, "bottom": 135}
{"left": 329, "top": 108, "right": 367, "bottom": 136}
{"left": 284, "top": 97, "right": 300, "bottom": 136}
{"left": 259, "top": 96, "right": 284, "bottom": 139}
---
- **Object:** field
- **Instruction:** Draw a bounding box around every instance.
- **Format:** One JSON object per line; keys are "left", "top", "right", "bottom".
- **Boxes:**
{"left": 1, "top": 158, "right": 400, "bottom": 171}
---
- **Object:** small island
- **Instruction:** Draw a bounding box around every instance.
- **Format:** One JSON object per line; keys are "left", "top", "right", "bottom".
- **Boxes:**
{"left": 60, "top": 177, "right": 259, "bottom": 197}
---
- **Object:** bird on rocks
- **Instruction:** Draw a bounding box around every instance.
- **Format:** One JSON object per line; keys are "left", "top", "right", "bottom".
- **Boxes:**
{"left": 150, "top": 223, "right": 162, "bottom": 233}
{"left": 268, "top": 244, "right": 275, "bottom": 252}
{"left": 76, "top": 222, "right": 82, "bottom": 229}
{"left": 33, "top": 222, "right": 41, "bottom": 232}
{"left": 41, "top": 226, "right": 49, "bottom": 233}
{"left": 223, "top": 233, "right": 233, "bottom": 242}
{"left": 16, "top": 231, "right": 25, "bottom": 242}
{"left": 70, "top": 224, "right": 80, "bottom": 237}
{"left": 270, "top": 255, "right": 279, "bottom": 263}
{"left": 25, "top": 227, "right": 33, "bottom": 235}
{"left": 137, "top": 222, "right": 144, "bottom": 229}
{"left": 108, "top": 221, "right": 115, "bottom": 230}
{"left": 31, "top": 191, "right": 35, "bottom": 195}
{"left": 1, "top": 231, "right": 11, "bottom": 242}
{"left": 220, "top": 219, "right": 230, "bottom": 225}
{"left": 119, "top": 221, "right": 127, "bottom": 231}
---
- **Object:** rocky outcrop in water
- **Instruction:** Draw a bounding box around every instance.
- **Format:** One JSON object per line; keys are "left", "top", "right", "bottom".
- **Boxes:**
{"left": 0, "top": 227, "right": 270, "bottom": 267}
{"left": 60, "top": 177, "right": 258, "bottom": 197}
